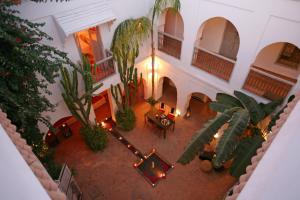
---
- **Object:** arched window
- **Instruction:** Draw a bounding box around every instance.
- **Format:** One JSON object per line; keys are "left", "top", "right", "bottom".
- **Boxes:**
{"left": 158, "top": 9, "right": 184, "bottom": 59}
{"left": 243, "top": 42, "right": 299, "bottom": 100}
{"left": 192, "top": 17, "right": 240, "bottom": 81}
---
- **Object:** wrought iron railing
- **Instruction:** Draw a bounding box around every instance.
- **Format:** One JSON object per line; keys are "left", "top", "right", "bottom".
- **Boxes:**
{"left": 191, "top": 47, "right": 235, "bottom": 81}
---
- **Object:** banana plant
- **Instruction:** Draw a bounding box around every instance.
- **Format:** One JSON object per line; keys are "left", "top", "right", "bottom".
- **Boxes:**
{"left": 60, "top": 57, "right": 103, "bottom": 129}
{"left": 177, "top": 91, "right": 282, "bottom": 177}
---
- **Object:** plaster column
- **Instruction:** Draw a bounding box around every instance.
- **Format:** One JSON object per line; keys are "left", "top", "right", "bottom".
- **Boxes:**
{"left": 107, "top": 89, "right": 117, "bottom": 121}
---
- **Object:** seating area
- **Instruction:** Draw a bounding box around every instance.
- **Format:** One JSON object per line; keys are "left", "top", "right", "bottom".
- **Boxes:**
{"left": 54, "top": 100, "right": 233, "bottom": 200}
{"left": 144, "top": 102, "right": 176, "bottom": 139}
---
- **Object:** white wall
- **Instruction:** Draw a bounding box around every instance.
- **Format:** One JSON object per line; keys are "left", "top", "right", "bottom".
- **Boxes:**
{"left": 238, "top": 98, "right": 300, "bottom": 200}
{"left": 0, "top": 125, "right": 50, "bottom": 200}
{"left": 254, "top": 42, "right": 300, "bottom": 79}
{"left": 156, "top": 0, "right": 300, "bottom": 108}
{"left": 16, "top": 0, "right": 300, "bottom": 130}
{"left": 16, "top": 0, "right": 153, "bottom": 132}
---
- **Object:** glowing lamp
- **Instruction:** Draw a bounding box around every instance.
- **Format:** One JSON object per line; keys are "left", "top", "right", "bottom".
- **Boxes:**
{"left": 214, "top": 133, "right": 220, "bottom": 139}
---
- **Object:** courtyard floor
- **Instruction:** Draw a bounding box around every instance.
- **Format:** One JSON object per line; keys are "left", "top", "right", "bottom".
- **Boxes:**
{"left": 55, "top": 98, "right": 236, "bottom": 200}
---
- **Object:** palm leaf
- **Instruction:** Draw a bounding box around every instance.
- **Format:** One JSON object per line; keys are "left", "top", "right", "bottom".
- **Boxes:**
{"left": 209, "top": 102, "right": 235, "bottom": 113}
{"left": 177, "top": 108, "right": 239, "bottom": 165}
{"left": 212, "top": 109, "right": 250, "bottom": 168}
{"left": 111, "top": 17, "right": 151, "bottom": 55}
{"left": 259, "top": 99, "right": 283, "bottom": 117}
{"left": 234, "top": 91, "right": 264, "bottom": 125}
{"left": 152, "top": 0, "right": 181, "bottom": 20}
{"left": 216, "top": 93, "right": 243, "bottom": 108}
{"left": 230, "top": 134, "right": 264, "bottom": 178}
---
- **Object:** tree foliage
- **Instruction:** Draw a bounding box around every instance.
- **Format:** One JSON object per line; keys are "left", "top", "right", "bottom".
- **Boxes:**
{"left": 178, "top": 91, "right": 282, "bottom": 178}
{"left": 0, "top": 1, "right": 73, "bottom": 152}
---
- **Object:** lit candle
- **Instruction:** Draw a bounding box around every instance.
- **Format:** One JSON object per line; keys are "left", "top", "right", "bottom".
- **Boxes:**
{"left": 152, "top": 161, "right": 155, "bottom": 168}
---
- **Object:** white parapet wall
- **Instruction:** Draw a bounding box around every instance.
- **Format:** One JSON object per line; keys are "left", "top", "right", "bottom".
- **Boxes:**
{"left": 0, "top": 125, "right": 51, "bottom": 200}
{"left": 237, "top": 99, "right": 300, "bottom": 200}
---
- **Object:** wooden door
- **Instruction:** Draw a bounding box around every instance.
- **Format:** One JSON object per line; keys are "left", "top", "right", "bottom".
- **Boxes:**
{"left": 219, "top": 21, "right": 239, "bottom": 60}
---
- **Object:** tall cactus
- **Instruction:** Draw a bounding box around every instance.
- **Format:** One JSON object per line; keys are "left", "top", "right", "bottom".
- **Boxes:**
{"left": 110, "top": 17, "right": 149, "bottom": 113}
{"left": 60, "top": 58, "right": 103, "bottom": 128}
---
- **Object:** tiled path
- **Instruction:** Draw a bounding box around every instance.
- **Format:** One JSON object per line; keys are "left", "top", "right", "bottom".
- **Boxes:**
{"left": 55, "top": 99, "right": 236, "bottom": 200}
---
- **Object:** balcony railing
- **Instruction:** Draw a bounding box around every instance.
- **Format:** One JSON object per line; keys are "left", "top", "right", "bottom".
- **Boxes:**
{"left": 243, "top": 66, "right": 295, "bottom": 100}
{"left": 92, "top": 50, "right": 115, "bottom": 83}
{"left": 191, "top": 47, "right": 235, "bottom": 81}
{"left": 158, "top": 31, "right": 182, "bottom": 59}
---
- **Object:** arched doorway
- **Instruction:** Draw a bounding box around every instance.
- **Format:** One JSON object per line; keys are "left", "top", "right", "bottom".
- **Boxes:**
{"left": 243, "top": 42, "right": 299, "bottom": 100}
{"left": 192, "top": 17, "right": 240, "bottom": 81}
{"left": 158, "top": 77, "right": 177, "bottom": 109}
{"left": 158, "top": 8, "right": 184, "bottom": 59}
{"left": 45, "top": 115, "right": 75, "bottom": 147}
{"left": 185, "top": 92, "right": 216, "bottom": 120}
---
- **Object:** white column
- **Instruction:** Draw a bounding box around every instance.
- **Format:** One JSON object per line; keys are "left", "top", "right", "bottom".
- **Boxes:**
{"left": 107, "top": 90, "right": 117, "bottom": 121}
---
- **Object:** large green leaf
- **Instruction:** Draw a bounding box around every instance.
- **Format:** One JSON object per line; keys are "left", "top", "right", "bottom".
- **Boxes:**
{"left": 212, "top": 109, "right": 250, "bottom": 168}
{"left": 209, "top": 102, "right": 235, "bottom": 113}
{"left": 234, "top": 91, "right": 264, "bottom": 125}
{"left": 230, "top": 134, "right": 264, "bottom": 178}
{"left": 216, "top": 93, "right": 243, "bottom": 108}
{"left": 259, "top": 99, "right": 283, "bottom": 117}
{"left": 177, "top": 108, "right": 239, "bottom": 165}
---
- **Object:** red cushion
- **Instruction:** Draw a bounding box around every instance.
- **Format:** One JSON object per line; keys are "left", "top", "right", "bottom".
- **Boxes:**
{"left": 167, "top": 114, "right": 175, "bottom": 121}
{"left": 158, "top": 109, "right": 165, "bottom": 113}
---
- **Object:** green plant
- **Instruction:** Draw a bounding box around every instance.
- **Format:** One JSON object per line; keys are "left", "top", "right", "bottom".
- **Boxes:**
{"left": 149, "top": 0, "right": 181, "bottom": 97}
{"left": 116, "top": 107, "right": 136, "bottom": 131}
{"left": 60, "top": 58, "right": 108, "bottom": 151}
{"left": 0, "top": 1, "right": 73, "bottom": 152}
{"left": 0, "top": 1, "right": 74, "bottom": 178}
{"left": 38, "top": 146, "right": 62, "bottom": 179}
{"left": 146, "top": 97, "right": 158, "bottom": 107}
{"left": 80, "top": 125, "right": 107, "bottom": 152}
{"left": 268, "top": 95, "right": 295, "bottom": 131}
{"left": 110, "top": 17, "right": 150, "bottom": 131}
{"left": 60, "top": 58, "right": 102, "bottom": 128}
{"left": 177, "top": 91, "right": 282, "bottom": 178}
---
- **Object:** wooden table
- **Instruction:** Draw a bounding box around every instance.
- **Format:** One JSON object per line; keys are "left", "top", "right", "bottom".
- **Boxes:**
{"left": 145, "top": 109, "right": 175, "bottom": 139}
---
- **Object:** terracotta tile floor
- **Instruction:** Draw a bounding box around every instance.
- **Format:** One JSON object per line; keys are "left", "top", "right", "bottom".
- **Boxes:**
{"left": 55, "top": 97, "right": 236, "bottom": 200}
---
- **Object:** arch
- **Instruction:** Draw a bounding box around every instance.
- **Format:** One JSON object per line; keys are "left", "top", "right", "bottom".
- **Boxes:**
{"left": 243, "top": 42, "right": 300, "bottom": 101}
{"left": 158, "top": 8, "right": 184, "bottom": 39}
{"left": 184, "top": 92, "right": 216, "bottom": 119}
{"left": 253, "top": 42, "right": 300, "bottom": 82}
{"left": 45, "top": 115, "right": 75, "bottom": 145}
{"left": 195, "top": 16, "right": 240, "bottom": 60}
{"left": 157, "top": 76, "right": 178, "bottom": 109}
